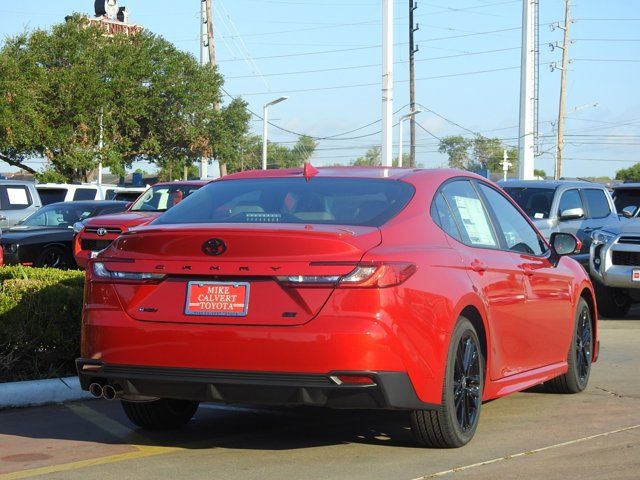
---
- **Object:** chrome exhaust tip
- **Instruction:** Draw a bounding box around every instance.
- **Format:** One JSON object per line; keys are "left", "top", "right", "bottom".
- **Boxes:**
{"left": 102, "top": 384, "right": 122, "bottom": 401}
{"left": 88, "top": 383, "right": 104, "bottom": 398}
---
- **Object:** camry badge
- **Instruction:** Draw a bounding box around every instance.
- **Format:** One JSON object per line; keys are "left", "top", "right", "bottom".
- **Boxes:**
{"left": 96, "top": 228, "right": 108, "bottom": 237}
{"left": 202, "top": 238, "right": 227, "bottom": 256}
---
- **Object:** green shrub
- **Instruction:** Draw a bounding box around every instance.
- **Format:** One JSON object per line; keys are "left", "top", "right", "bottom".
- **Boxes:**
{"left": 0, "top": 266, "right": 85, "bottom": 382}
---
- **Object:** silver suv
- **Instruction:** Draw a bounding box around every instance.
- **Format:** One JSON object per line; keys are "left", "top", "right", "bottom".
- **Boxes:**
{"left": 0, "top": 180, "right": 42, "bottom": 228}
{"left": 590, "top": 223, "right": 640, "bottom": 317}
{"left": 499, "top": 180, "right": 619, "bottom": 267}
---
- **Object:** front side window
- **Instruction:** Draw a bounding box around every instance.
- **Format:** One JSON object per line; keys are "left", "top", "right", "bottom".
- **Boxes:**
{"left": 0, "top": 186, "right": 32, "bottom": 210}
{"left": 73, "top": 188, "right": 98, "bottom": 201}
{"left": 558, "top": 189, "right": 583, "bottom": 216}
{"left": 478, "top": 184, "right": 547, "bottom": 256}
{"left": 582, "top": 189, "right": 611, "bottom": 219}
{"left": 37, "top": 188, "right": 67, "bottom": 205}
{"left": 131, "top": 185, "right": 201, "bottom": 213}
{"left": 153, "top": 178, "right": 415, "bottom": 227}
{"left": 21, "top": 204, "right": 95, "bottom": 227}
{"left": 440, "top": 180, "right": 498, "bottom": 248}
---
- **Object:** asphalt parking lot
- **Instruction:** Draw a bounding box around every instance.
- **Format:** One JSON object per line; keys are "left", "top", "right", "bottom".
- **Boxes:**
{"left": 1, "top": 317, "right": 639, "bottom": 480}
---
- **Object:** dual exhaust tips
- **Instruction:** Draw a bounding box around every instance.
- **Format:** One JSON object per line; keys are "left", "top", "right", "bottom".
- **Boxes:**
{"left": 89, "top": 383, "right": 122, "bottom": 401}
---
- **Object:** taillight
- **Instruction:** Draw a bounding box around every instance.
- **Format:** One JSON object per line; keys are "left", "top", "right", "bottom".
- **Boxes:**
{"left": 276, "top": 262, "right": 416, "bottom": 289}
{"left": 92, "top": 261, "right": 166, "bottom": 283}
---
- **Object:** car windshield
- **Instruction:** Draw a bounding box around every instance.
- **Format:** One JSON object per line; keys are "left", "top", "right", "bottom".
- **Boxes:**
{"left": 21, "top": 204, "right": 95, "bottom": 227}
{"left": 613, "top": 189, "right": 640, "bottom": 215}
{"left": 130, "top": 185, "right": 201, "bottom": 212}
{"left": 153, "top": 178, "right": 415, "bottom": 227}
{"left": 502, "top": 187, "right": 557, "bottom": 220}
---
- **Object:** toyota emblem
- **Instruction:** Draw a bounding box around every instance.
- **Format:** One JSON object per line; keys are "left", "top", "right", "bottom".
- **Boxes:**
{"left": 96, "top": 228, "right": 108, "bottom": 237}
{"left": 202, "top": 238, "right": 227, "bottom": 256}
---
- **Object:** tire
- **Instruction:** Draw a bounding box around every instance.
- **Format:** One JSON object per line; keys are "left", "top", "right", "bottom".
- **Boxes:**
{"left": 410, "top": 317, "right": 484, "bottom": 448}
{"left": 35, "top": 246, "right": 74, "bottom": 269}
{"left": 593, "top": 282, "right": 630, "bottom": 318}
{"left": 121, "top": 399, "right": 199, "bottom": 429}
{"left": 545, "top": 298, "right": 593, "bottom": 394}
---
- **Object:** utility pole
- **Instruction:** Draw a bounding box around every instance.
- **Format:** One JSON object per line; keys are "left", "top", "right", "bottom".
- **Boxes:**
{"left": 382, "top": 0, "right": 394, "bottom": 167}
{"left": 554, "top": 0, "right": 571, "bottom": 180}
{"left": 97, "top": 109, "right": 104, "bottom": 186}
{"left": 517, "top": 0, "right": 537, "bottom": 180}
{"left": 199, "top": 0, "right": 210, "bottom": 179}
{"left": 409, "top": 1, "right": 419, "bottom": 168}
{"left": 502, "top": 149, "right": 512, "bottom": 182}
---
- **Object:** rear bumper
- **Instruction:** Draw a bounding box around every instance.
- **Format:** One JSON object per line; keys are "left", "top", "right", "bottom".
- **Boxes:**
{"left": 76, "top": 359, "right": 436, "bottom": 410}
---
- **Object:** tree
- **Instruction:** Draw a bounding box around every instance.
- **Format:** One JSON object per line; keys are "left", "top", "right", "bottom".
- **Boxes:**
{"left": 534, "top": 169, "right": 547, "bottom": 179}
{"left": 616, "top": 164, "right": 640, "bottom": 182}
{"left": 352, "top": 147, "right": 381, "bottom": 166}
{"left": 0, "top": 16, "right": 251, "bottom": 182}
{"left": 438, "top": 135, "right": 518, "bottom": 173}
{"left": 223, "top": 134, "right": 318, "bottom": 173}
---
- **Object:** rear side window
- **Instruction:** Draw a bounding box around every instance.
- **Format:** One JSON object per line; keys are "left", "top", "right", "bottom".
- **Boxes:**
{"left": 558, "top": 189, "right": 583, "bottom": 216}
{"left": 582, "top": 189, "right": 611, "bottom": 219}
{"left": 37, "top": 188, "right": 67, "bottom": 205}
{"left": 153, "top": 178, "right": 415, "bottom": 227}
{"left": 431, "top": 192, "right": 462, "bottom": 242}
{"left": 439, "top": 180, "right": 498, "bottom": 248}
{"left": 73, "top": 188, "right": 97, "bottom": 201}
{"left": 0, "top": 186, "right": 32, "bottom": 210}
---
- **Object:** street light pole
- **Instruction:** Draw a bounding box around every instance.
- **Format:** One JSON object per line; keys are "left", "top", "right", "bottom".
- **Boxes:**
{"left": 262, "top": 96, "right": 289, "bottom": 170}
{"left": 398, "top": 110, "right": 422, "bottom": 167}
{"left": 382, "top": 0, "right": 394, "bottom": 167}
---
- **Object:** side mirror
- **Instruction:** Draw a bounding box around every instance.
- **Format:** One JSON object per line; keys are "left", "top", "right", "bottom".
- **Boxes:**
{"left": 549, "top": 232, "right": 582, "bottom": 266}
{"left": 559, "top": 207, "right": 585, "bottom": 221}
{"left": 622, "top": 206, "right": 637, "bottom": 218}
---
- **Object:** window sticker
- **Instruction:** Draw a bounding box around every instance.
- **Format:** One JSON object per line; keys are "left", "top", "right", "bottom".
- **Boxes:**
{"left": 452, "top": 195, "right": 496, "bottom": 246}
{"left": 534, "top": 212, "right": 544, "bottom": 219}
{"left": 7, "top": 188, "right": 29, "bottom": 205}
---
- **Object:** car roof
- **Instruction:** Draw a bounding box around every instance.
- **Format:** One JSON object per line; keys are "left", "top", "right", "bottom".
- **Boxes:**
{"left": 43, "top": 200, "right": 129, "bottom": 208}
{"left": 153, "top": 180, "right": 210, "bottom": 187}
{"left": 0, "top": 179, "right": 36, "bottom": 185}
{"left": 221, "top": 166, "right": 474, "bottom": 181}
{"left": 613, "top": 183, "right": 640, "bottom": 190}
{"left": 498, "top": 179, "right": 603, "bottom": 189}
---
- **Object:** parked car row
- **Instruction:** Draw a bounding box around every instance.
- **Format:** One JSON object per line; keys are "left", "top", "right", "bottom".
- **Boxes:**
{"left": 500, "top": 179, "right": 640, "bottom": 318}
{"left": 0, "top": 180, "right": 206, "bottom": 269}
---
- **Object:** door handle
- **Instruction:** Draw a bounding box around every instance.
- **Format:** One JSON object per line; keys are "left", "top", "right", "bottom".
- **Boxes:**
{"left": 520, "top": 264, "right": 535, "bottom": 277}
{"left": 0, "top": 215, "right": 6, "bottom": 221}
{"left": 470, "top": 260, "right": 487, "bottom": 273}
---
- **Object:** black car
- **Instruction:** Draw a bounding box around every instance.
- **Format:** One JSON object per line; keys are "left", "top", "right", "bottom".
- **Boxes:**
{"left": 1, "top": 201, "right": 129, "bottom": 269}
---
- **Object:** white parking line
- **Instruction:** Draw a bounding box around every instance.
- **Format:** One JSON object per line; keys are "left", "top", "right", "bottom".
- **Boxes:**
{"left": 411, "top": 424, "right": 640, "bottom": 479}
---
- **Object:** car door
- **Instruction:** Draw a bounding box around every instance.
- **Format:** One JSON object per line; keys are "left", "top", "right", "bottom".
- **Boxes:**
{"left": 477, "top": 182, "right": 574, "bottom": 370}
{"left": 438, "top": 179, "right": 529, "bottom": 381}
{"left": 556, "top": 188, "right": 589, "bottom": 254}
{"left": 0, "top": 185, "right": 34, "bottom": 227}
{"left": 580, "top": 188, "right": 618, "bottom": 252}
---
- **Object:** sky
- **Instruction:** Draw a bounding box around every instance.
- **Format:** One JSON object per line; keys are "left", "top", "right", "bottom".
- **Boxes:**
{"left": 1, "top": 0, "right": 639, "bottom": 178}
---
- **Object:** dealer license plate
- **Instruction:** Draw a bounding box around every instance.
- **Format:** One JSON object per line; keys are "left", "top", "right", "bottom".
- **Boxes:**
{"left": 185, "top": 281, "right": 250, "bottom": 316}
{"left": 633, "top": 270, "right": 640, "bottom": 282}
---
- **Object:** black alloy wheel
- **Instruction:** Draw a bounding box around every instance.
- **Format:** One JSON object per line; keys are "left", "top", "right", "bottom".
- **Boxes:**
{"left": 410, "top": 317, "right": 484, "bottom": 448}
{"left": 453, "top": 334, "right": 482, "bottom": 432}
{"left": 575, "top": 305, "right": 592, "bottom": 384}
{"left": 544, "top": 297, "right": 593, "bottom": 394}
{"left": 35, "top": 246, "right": 73, "bottom": 269}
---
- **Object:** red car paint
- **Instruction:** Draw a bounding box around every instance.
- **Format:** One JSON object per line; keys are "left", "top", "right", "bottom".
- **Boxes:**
{"left": 80, "top": 168, "right": 597, "bottom": 410}
{"left": 73, "top": 181, "right": 208, "bottom": 269}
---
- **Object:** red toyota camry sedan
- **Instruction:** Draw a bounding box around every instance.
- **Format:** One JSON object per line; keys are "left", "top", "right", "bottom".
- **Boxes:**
{"left": 77, "top": 167, "right": 598, "bottom": 448}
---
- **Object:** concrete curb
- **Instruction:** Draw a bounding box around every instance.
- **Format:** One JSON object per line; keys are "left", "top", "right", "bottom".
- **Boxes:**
{"left": 0, "top": 376, "right": 92, "bottom": 409}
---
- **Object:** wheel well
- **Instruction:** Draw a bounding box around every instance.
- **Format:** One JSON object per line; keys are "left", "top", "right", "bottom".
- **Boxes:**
{"left": 460, "top": 306, "right": 488, "bottom": 367}
{"left": 580, "top": 287, "right": 597, "bottom": 333}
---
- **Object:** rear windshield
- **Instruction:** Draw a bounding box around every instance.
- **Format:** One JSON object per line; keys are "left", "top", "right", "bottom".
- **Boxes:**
{"left": 37, "top": 188, "right": 67, "bottom": 206}
{"left": 502, "top": 187, "right": 557, "bottom": 220}
{"left": 153, "top": 178, "right": 415, "bottom": 227}
{"left": 130, "top": 184, "right": 201, "bottom": 212}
